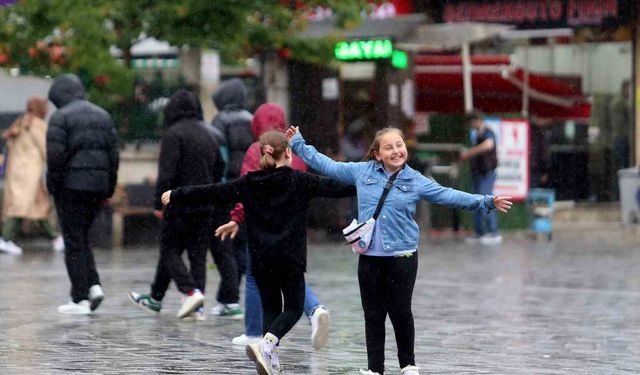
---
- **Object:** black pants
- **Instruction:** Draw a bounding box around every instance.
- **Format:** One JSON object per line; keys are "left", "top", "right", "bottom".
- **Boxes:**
{"left": 151, "top": 210, "right": 239, "bottom": 304}
{"left": 151, "top": 211, "right": 212, "bottom": 301}
{"left": 55, "top": 190, "right": 104, "bottom": 303}
{"left": 253, "top": 265, "right": 305, "bottom": 339}
{"left": 358, "top": 253, "right": 418, "bottom": 374}
{"left": 210, "top": 211, "right": 240, "bottom": 304}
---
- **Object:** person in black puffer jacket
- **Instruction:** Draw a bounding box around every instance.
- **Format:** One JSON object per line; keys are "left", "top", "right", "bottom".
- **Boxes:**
{"left": 47, "top": 73, "right": 119, "bottom": 315}
{"left": 211, "top": 78, "right": 254, "bottom": 285}
{"left": 129, "top": 89, "right": 239, "bottom": 320}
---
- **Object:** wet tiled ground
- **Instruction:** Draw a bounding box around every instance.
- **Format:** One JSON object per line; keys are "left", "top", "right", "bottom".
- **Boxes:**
{"left": 1, "top": 224, "right": 639, "bottom": 374}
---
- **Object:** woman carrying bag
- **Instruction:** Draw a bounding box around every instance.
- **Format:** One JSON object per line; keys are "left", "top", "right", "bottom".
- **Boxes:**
{"left": 0, "top": 97, "right": 64, "bottom": 255}
{"left": 288, "top": 126, "right": 512, "bottom": 375}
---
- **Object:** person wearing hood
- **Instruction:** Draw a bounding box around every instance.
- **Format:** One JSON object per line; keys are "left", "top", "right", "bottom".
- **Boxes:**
{"left": 0, "top": 97, "right": 64, "bottom": 255}
{"left": 161, "top": 130, "right": 356, "bottom": 375}
{"left": 47, "top": 74, "right": 119, "bottom": 314}
{"left": 216, "top": 103, "right": 334, "bottom": 349}
{"left": 129, "top": 89, "right": 238, "bottom": 321}
{"left": 211, "top": 78, "right": 254, "bottom": 292}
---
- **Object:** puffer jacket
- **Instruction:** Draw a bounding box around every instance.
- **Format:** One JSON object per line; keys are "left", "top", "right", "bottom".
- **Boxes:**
{"left": 155, "top": 89, "right": 226, "bottom": 214}
{"left": 211, "top": 78, "right": 253, "bottom": 180}
{"left": 46, "top": 74, "right": 119, "bottom": 197}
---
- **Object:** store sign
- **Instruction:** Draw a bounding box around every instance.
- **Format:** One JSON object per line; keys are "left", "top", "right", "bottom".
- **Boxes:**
{"left": 481, "top": 118, "right": 530, "bottom": 201}
{"left": 335, "top": 39, "right": 393, "bottom": 61}
{"left": 442, "top": 0, "right": 629, "bottom": 28}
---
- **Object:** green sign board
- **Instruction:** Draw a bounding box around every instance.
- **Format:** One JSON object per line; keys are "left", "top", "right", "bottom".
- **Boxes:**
{"left": 335, "top": 39, "right": 393, "bottom": 61}
{"left": 391, "top": 50, "right": 408, "bottom": 69}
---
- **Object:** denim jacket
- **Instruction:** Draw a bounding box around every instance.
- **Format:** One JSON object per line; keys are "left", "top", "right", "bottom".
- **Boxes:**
{"left": 290, "top": 133, "right": 496, "bottom": 252}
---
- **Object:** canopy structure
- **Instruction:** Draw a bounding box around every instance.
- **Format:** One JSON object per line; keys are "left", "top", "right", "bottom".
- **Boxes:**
{"left": 414, "top": 55, "right": 591, "bottom": 120}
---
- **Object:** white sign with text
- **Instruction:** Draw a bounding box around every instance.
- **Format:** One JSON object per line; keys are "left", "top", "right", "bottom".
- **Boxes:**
{"left": 484, "top": 118, "right": 530, "bottom": 201}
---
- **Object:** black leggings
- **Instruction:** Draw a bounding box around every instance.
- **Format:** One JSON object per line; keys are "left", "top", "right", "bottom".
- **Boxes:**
{"left": 253, "top": 266, "right": 305, "bottom": 340}
{"left": 358, "top": 253, "right": 418, "bottom": 374}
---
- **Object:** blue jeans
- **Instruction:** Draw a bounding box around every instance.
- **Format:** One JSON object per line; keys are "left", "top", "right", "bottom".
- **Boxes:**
{"left": 471, "top": 171, "right": 498, "bottom": 236}
{"left": 245, "top": 247, "right": 321, "bottom": 337}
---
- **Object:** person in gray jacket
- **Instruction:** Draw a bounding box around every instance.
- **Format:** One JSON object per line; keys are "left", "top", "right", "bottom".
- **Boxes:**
{"left": 211, "top": 78, "right": 254, "bottom": 294}
{"left": 47, "top": 74, "right": 119, "bottom": 315}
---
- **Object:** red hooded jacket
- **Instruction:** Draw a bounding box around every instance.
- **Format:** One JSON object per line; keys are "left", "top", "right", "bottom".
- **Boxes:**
{"left": 230, "top": 103, "right": 307, "bottom": 223}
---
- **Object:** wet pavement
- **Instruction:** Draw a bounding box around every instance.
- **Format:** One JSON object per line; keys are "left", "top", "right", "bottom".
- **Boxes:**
{"left": 1, "top": 224, "right": 639, "bottom": 374}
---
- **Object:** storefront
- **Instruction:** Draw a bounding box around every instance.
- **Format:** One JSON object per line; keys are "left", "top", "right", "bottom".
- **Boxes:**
{"left": 421, "top": 0, "right": 635, "bottom": 202}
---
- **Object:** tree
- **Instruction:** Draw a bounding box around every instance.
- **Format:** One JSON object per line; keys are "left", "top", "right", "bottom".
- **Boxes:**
{"left": 0, "top": 0, "right": 368, "bottom": 137}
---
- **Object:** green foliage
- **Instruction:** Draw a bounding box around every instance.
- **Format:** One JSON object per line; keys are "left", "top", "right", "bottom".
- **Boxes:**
{"left": 0, "top": 0, "right": 368, "bottom": 138}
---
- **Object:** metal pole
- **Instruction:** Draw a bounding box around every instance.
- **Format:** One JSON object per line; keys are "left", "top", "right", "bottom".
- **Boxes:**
{"left": 462, "top": 41, "right": 473, "bottom": 113}
{"left": 522, "top": 47, "right": 530, "bottom": 117}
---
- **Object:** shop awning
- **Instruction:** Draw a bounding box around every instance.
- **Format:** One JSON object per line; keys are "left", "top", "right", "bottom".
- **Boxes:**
{"left": 414, "top": 55, "right": 591, "bottom": 120}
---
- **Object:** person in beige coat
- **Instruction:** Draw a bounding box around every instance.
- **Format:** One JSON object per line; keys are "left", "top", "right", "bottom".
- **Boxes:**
{"left": 0, "top": 97, "right": 64, "bottom": 255}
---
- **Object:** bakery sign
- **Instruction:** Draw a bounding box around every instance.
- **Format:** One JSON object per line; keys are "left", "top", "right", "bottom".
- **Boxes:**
{"left": 441, "top": 0, "right": 630, "bottom": 28}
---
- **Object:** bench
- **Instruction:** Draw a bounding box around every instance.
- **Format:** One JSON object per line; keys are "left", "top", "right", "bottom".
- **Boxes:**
{"left": 111, "top": 183, "right": 157, "bottom": 247}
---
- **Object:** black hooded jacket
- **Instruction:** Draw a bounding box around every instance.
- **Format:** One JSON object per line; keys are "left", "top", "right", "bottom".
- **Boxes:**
{"left": 211, "top": 78, "right": 254, "bottom": 180}
{"left": 170, "top": 166, "right": 356, "bottom": 273}
{"left": 156, "top": 89, "right": 226, "bottom": 213}
{"left": 46, "top": 74, "right": 119, "bottom": 197}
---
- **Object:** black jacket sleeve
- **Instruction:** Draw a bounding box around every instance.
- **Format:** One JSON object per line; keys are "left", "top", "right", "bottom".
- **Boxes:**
{"left": 298, "top": 171, "right": 356, "bottom": 200}
{"left": 154, "top": 131, "right": 181, "bottom": 210}
{"left": 170, "top": 178, "right": 243, "bottom": 207}
{"left": 107, "top": 125, "right": 119, "bottom": 198}
{"left": 46, "top": 112, "right": 69, "bottom": 196}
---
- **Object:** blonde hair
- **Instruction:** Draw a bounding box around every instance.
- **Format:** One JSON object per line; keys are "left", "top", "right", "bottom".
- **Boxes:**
{"left": 362, "top": 127, "right": 405, "bottom": 161}
{"left": 259, "top": 130, "right": 289, "bottom": 170}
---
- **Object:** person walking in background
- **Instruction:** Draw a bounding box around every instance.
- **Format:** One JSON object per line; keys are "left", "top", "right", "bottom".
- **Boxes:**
{"left": 47, "top": 74, "right": 119, "bottom": 315}
{"left": 460, "top": 110, "right": 502, "bottom": 245}
{"left": 211, "top": 78, "right": 254, "bottom": 294}
{"left": 608, "top": 80, "right": 632, "bottom": 200}
{"left": 0, "top": 97, "right": 64, "bottom": 255}
{"left": 215, "top": 103, "right": 334, "bottom": 348}
{"left": 129, "top": 89, "right": 239, "bottom": 320}
{"left": 288, "top": 125, "right": 512, "bottom": 375}
{"left": 162, "top": 130, "right": 355, "bottom": 375}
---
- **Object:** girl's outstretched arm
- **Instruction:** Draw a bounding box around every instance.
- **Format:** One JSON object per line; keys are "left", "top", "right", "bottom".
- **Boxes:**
{"left": 164, "top": 179, "right": 242, "bottom": 207}
{"left": 287, "top": 126, "right": 361, "bottom": 185}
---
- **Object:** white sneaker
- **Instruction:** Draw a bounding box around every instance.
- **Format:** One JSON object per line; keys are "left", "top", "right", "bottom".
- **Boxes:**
{"left": 359, "top": 370, "right": 381, "bottom": 375}
{"left": 0, "top": 239, "right": 23, "bottom": 255}
{"left": 480, "top": 234, "right": 503, "bottom": 245}
{"left": 182, "top": 306, "right": 206, "bottom": 321}
{"left": 464, "top": 235, "right": 482, "bottom": 245}
{"left": 58, "top": 300, "right": 91, "bottom": 315}
{"left": 246, "top": 343, "right": 273, "bottom": 375}
{"left": 89, "top": 284, "right": 105, "bottom": 311}
{"left": 400, "top": 365, "right": 420, "bottom": 375}
{"left": 176, "top": 289, "right": 204, "bottom": 318}
{"left": 52, "top": 235, "right": 65, "bottom": 252}
{"left": 310, "top": 306, "right": 330, "bottom": 349}
{"left": 232, "top": 334, "right": 262, "bottom": 346}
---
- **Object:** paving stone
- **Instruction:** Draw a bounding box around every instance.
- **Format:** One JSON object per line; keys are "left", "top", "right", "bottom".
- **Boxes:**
{"left": 0, "top": 227, "right": 639, "bottom": 374}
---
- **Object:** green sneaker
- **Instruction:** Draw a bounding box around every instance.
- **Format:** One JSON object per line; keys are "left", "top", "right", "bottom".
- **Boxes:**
{"left": 129, "top": 291, "right": 161, "bottom": 314}
{"left": 211, "top": 303, "right": 244, "bottom": 319}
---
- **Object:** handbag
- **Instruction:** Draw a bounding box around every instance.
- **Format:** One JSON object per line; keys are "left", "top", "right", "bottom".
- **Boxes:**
{"left": 343, "top": 168, "right": 401, "bottom": 254}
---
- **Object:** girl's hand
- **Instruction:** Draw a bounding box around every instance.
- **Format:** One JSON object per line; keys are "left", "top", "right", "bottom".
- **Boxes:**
{"left": 285, "top": 126, "right": 299, "bottom": 141}
{"left": 493, "top": 196, "right": 513, "bottom": 213}
{"left": 161, "top": 190, "right": 172, "bottom": 206}
{"left": 215, "top": 220, "right": 239, "bottom": 240}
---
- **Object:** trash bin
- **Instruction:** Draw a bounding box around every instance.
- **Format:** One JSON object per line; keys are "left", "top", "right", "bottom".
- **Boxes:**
{"left": 617, "top": 168, "right": 640, "bottom": 224}
{"left": 527, "top": 188, "right": 555, "bottom": 240}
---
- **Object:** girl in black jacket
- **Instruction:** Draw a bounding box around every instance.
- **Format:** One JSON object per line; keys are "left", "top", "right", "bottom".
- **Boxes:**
{"left": 162, "top": 130, "right": 354, "bottom": 375}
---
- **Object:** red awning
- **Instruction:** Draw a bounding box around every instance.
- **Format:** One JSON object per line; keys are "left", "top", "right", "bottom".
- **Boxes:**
{"left": 414, "top": 55, "right": 591, "bottom": 120}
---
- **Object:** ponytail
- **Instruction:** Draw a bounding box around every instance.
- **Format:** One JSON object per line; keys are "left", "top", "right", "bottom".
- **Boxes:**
{"left": 259, "top": 131, "right": 289, "bottom": 170}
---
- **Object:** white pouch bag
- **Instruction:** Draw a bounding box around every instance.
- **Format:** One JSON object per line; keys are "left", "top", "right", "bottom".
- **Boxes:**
{"left": 343, "top": 218, "right": 376, "bottom": 254}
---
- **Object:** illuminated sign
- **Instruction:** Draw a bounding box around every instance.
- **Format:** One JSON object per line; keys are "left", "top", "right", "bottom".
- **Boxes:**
{"left": 335, "top": 39, "right": 393, "bottom": 61}
{"left": 391, "top": 50, "right": 408, "bottom": 69}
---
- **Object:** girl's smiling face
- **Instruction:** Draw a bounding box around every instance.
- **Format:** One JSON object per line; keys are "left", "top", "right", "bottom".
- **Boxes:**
{"left": 374, "top": 132, "right": 407, "bottom": 172}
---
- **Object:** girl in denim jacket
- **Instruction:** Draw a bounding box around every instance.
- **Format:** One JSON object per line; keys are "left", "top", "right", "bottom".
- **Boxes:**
{"left": 287, "top": 126, "right": 512, "bottom": 375}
